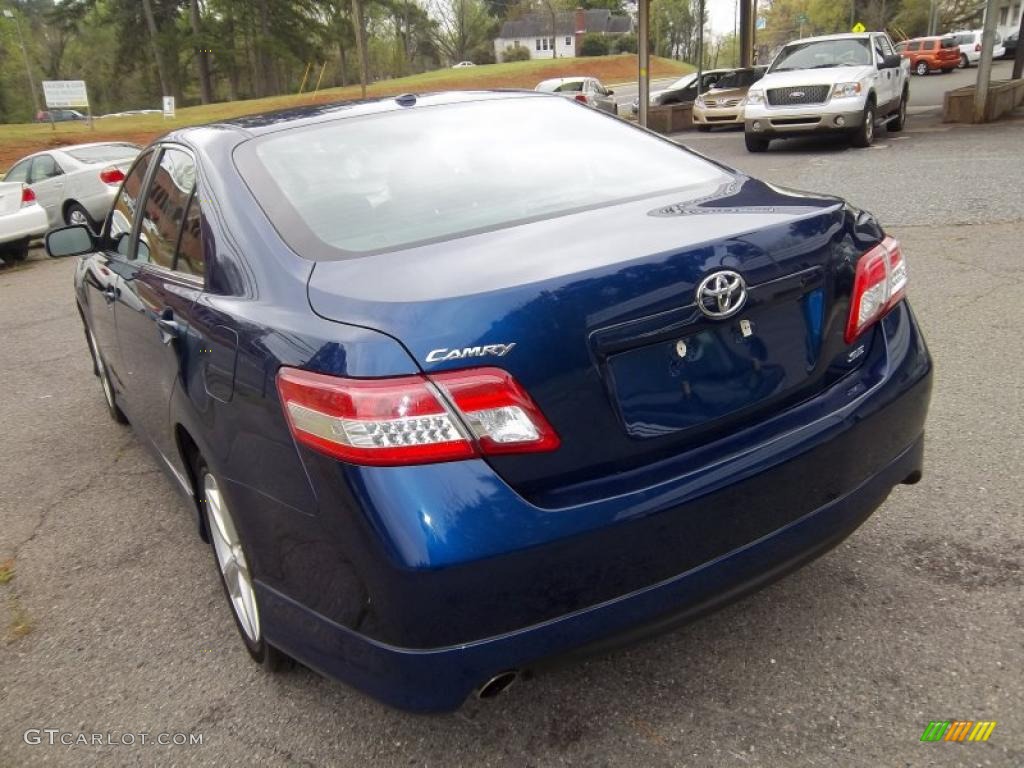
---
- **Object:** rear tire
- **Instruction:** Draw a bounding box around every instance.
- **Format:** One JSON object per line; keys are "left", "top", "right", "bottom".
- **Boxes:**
{"left": 1, "top": 238, "right": 30, "bottom": 262}
{"left": 64, "top": 202, "right": 95, "bottom": 231}
{"left": 197, "top": 458, "right": 292, "bottom": 672}
{"left": 915, "top": 60, "right": 929, "bottom": 76}
{"left": 850, "top": 102, "right": 875, "bottom": 148}
{"left": 888, "top": 91, "right": 908, "bottom": 132}
{"left": 744, "top": 132, "right": 770, "bottom": 152}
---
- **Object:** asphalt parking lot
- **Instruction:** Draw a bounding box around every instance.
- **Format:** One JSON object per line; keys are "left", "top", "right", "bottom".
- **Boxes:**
{"left": 1, "top": 113, "right": 1022, "bottom": 767}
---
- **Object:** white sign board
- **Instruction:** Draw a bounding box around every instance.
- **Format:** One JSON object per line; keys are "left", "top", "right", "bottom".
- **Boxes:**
{"left": 756, "top": 16, "right": 767, "bottom": 30}
{"left": 42, "top": 80, "right": 89, "bottom": 109}
{"left": 162, "top": 96, "right": 176, "bottom": 118}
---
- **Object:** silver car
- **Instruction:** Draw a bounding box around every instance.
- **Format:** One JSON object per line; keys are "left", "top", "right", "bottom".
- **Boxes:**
{"left": 2, "top": 142, "right": 140, "bottom": 231}
{"left": 535, "top": 77, "right": 618, "bottom": 115}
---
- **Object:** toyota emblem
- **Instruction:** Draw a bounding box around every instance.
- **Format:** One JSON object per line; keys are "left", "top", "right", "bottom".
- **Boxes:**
{"left": 696, "top": 270, "right": 747, "bottom": 319}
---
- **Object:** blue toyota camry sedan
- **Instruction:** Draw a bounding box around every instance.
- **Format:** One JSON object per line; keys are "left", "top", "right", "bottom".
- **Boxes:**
{"left": 47, "top": 91, "right": 932, "bottom": 712}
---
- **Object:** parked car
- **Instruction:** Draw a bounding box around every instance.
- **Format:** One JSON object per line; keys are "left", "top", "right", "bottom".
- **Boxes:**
{"left": 1002, "top": 31, "right": 1017, "bottom": 59}
{"left": 896, "top": 35, "right": 960, "bottom": 74}
{"left": 451, "top": 61, "right": 476, "bottom": 68}
{"left": 35, "top": 109, "right": 87, "bottom": 123}
{"left": 692, "top": 66, "right": 767, "bottom": 130}
{"left": 630, "top": 69, "right": 731, "bottom": 115}
{"left": 47, "top": 91, "right": 932, "bottom": 712}
{"left": 743, "top": 32, "right": 910, "bottom": 152}
{"left": 3, "top": 142, "right": 140, "bottom": 230}
{"left": 949, "top": 29, "right": 1005, "bottom": 68}
{"left": 0, "top": 182, "right": 48, "bottom": 263}
{"left": 535, "top": 77, "right": 617, "bottom": 114}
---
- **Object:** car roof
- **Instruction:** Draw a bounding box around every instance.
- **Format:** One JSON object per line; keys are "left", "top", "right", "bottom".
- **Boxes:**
{"left": 786, "top": 32, "right": 877, "bottom": 44}
{"left": 537, "top": 77, "right": 589, "bottom": 86}
{"left": 170, "top": 90, "right": 547, "bottom": 144}
{"left": 10, "top": 141, "right": 139, "bottom": 165}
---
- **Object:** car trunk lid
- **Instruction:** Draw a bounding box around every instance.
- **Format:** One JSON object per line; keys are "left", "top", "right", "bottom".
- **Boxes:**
{"left": 307, "top": 176, "right": 870, "bottom": 500}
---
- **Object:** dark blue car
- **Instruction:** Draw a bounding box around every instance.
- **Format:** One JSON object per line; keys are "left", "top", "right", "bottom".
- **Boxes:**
{"left": 47, "top": 91, "right": 932, "bottom": 712}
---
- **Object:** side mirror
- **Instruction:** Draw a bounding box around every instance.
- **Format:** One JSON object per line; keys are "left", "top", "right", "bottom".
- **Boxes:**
{"left": 606, "top": 89, "right": 615, "bottom": 95}
{"left": 882, "top": 54, "right": 902, "bottom": 69}
{"left": 45, "top": 224, "right": 96, "bottom": 258}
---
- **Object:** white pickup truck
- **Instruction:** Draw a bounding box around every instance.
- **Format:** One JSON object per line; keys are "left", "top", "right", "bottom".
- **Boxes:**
{"left": 0, "top": 182, "right": 48, "bottom": 264}
{"left": 743, "top": 32, "right": 910, "bottom": 152}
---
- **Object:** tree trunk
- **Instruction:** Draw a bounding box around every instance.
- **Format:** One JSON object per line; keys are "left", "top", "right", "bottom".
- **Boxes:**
{"left": 141, "top": 0, "right": 171, "bottom": 97}
{"left": 191, "top": 0, "right": 213, "bottom": 104}
{"left": 351, "top": 0, "right": 369, "bottom": 98}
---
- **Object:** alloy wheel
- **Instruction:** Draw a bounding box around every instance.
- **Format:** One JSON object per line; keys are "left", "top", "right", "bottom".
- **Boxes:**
{"left": 68, "top": 208, "right": 89, "bottom": 226}
{"left": 204, "top": 472, "right": 260, "bottom": 643}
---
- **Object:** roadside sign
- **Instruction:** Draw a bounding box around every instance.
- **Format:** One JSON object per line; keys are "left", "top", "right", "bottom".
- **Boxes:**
{"left": 162, "top": 96, "right": 176, "bottom": 118}
{"left": 796, "top": 13, "right": 808, "bottom": 23}
{"left": 852, "top": 22, "right": 866, "bottom": 33}
{"left": 756, "top": 16, "right": 766, "bottom": 30}
{"left": 42, "top": 80, "right": 88, "bottom": 108}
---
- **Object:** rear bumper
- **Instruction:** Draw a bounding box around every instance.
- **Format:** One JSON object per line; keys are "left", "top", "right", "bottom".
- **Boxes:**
{"left": 0, "top": 204, "right": 49, "bottom": 245}
{"left": 260, "top": 431, "right": 924, "bottom": 712}
{"left": 256, "top": 301, "right": 932, "bottom": 711}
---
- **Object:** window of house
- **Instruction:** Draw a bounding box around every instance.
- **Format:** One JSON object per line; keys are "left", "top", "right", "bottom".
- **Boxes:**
{"left": 999, "top": 7, "right": 1008, "bottom": 24}
{"left": 565, "top": 36, "right": 572, "bottom": 45}
{"left": 542, "top": 38, "right": 548, "bottom": 50}
{"left": 536, "top": 38, "right": 541, "bottom": 50}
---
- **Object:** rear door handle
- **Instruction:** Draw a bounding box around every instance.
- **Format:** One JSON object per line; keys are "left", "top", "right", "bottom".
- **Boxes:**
{"left": 156, "top": 309, "right": 182, "bottom": 344}
{"left": 102, "top": 286, "right": 118, "bottom": 304}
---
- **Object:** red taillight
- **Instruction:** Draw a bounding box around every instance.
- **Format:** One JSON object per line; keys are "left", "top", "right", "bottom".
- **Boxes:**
{"left": 276, "top": 366, "right": 559, "bottom": 466}
{"left": 574, "top": 93, "right": 588, "bottom": 104}
{"left": 845, "top": 237, "right": 907, "bottom": 344}
{"left": 99, "top": 167, "right": 125, "bottom": 185}
{"left": 20, "top": 185, "right": 36, "bottom": 206}
{"left": 975, "top": 43, "right": 981, "bottom": 51}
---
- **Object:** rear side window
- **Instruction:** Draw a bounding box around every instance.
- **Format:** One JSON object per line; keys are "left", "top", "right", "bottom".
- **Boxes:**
{"left": 907, "top": 41, "right": 921, "bottom": 51}
{"left": 554, "top": 81, "right": 584, "bottom": 92}
{"left": 923, "top": 40, "right": 935, "bottom": 50}
{"left": 236, "top": 98, "right": 730, "bottom": 257}
{"left": 174, "top": 195, "right": 205, "bottom": 277}
{"left": 30, "top": 154, "right": 62, "bottom": 182}
{"left": 134, "top": 147, "right": 196, "bottom": 269}
{"left": 941, "top": 38, "right": 957, "bottom": 48}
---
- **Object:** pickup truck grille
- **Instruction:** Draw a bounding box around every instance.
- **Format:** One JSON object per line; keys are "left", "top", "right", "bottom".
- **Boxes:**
{"left": 767, "top": 85, "right": 830, "bottom": 106}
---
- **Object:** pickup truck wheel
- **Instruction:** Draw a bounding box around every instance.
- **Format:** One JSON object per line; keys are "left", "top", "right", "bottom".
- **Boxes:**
{"left": 915, "top": 60, "right": 929, "bottom": 76}
{"left": 850, "top": 102, "right": 875, "bottom": 148}
{"left": 744, "top": 132, "right": 770, "bottom": 152}
{"left": 889, "top": 92, "right": 908, "bottom": 132}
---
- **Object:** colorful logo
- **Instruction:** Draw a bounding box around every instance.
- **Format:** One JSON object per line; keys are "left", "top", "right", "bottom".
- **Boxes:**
{"left": 920, "top": 721, "right": 996, "bottom": 742}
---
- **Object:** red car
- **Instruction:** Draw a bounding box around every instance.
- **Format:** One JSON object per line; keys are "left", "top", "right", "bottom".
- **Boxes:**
{"left": 896, "top": 36, "right": 960, "bottom": 75}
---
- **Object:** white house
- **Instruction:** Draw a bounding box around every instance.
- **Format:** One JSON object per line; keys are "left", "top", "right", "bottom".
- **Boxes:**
{"left": 994, "top": 0, "right": 1022, "bottom": 38}
{"left": 494, "top": 8, "right": 632, "bottom": 62}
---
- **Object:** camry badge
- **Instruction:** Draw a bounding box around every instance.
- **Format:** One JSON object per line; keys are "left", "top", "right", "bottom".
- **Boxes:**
{"left": 696, "top": 271, "right": 748, "bottom": 319}
{"left": 426, "top": 343, "right": 516, "bottom": 363}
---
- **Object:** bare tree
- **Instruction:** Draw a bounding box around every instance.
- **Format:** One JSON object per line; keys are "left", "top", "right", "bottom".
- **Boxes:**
{"left": 141, "top": 0, "right": 171, "bottom": 97}
{"left": 430, "top": 0, "right": 493, "bottom": 64}
{"left": 190, "top": 0, "right": 213, "bottom": 104}
{"left": 351, "top": 0, "right": 369, "bottom": 97}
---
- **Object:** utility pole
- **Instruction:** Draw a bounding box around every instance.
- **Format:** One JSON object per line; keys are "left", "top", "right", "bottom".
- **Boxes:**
{"left": 2, "top": 9, "right": 41, "bottom": 115}
{"left": 638, "top": 0, "right": 649, "bottom": 127}
{"left": 696, "top": 0, "right": 705, "bottom": 91}
{"left": 1013, "top": 6, "right": 1024, "bottom": 79}
{"left": 974, "top": 0, "right": 1000, "bottom": 122}
{"left": 739, "top": 0, "right": 753, "bottom": 67}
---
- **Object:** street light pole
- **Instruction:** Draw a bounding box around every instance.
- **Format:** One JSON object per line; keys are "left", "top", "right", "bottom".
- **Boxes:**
{"left": 638, "top": 0, "right": 649, "bottom": 127}
{"left": 974, "top": 0, "right": 1000, "bottom": 122}
{"left": 2, "top": 9, "right": 41, "bottom": 115}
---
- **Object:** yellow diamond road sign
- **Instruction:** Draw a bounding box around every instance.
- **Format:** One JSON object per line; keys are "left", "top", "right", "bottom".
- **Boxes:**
{"left": 852, "top": 22, "right": 866, "bottom": 33}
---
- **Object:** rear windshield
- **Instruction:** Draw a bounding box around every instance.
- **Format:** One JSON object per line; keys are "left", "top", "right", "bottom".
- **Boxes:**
{"left": 65, "top": 144, "right": 139, "bottom": 164}
{"left": 235, "top": 97, "right": 729, "bottom": 257}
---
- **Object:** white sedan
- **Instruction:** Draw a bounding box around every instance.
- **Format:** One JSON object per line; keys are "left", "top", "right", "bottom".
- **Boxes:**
{"left": 2, "top": 142, "right": 140, "bottom": 231}
{"left": 0, "top": 182, "right": 48, "bottom": 263}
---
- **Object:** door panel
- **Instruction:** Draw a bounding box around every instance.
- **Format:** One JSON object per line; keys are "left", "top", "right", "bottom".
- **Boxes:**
{"left": 113, "top": 145, "right": 200, "bottom": 465}
{"left": 29, "top": 154, "right": 66, "bottom": 227}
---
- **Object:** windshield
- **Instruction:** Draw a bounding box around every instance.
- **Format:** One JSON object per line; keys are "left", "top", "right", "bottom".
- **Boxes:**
{"left": 666, "top": 74, "right": 697, "bottom": 91}
{"left": 236, "top": 97, "right": 729, "bottom": 257}
{"left": 771, "top": 38, "right": 872, "bottom": 71}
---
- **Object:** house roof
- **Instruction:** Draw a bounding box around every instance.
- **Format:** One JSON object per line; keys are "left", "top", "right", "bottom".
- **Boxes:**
{"left": 497, "top": 9, "right": 632, "bottom": 39}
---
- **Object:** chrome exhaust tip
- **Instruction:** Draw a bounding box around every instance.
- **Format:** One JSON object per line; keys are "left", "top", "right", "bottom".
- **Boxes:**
{"left": 476, "top": 670, "right": 519, "bottom": 700}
